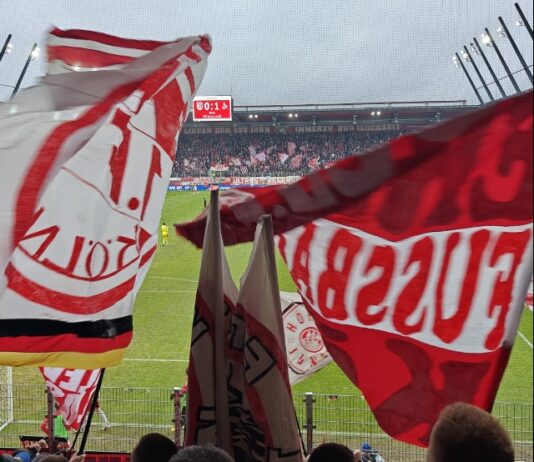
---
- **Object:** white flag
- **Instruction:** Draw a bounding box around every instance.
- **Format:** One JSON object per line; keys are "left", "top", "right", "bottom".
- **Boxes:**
{"left": 0, "top": 28, "right": 211, "bottom": 368}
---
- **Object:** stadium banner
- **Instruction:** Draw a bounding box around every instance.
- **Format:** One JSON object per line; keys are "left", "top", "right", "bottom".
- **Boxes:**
{"left": 185, "top": 190, "right": 239, "bottom": 453}
{"left": 40, "top": 367, "right": 101, "bottom": 431}
{"left": 176, "top": 92, "right": 533, "bottom": 447}
{"left": 0, "top": 28, "right": 211, "bottom": 368}
{"left": 227, "top": 216, "right": 303, "bottom": 461}
{"left": 183, "top": 123, "right": 401, "bottom": 135}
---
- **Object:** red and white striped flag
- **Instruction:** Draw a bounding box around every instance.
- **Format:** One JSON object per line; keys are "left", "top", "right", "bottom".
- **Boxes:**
{"left": 40, "top": 367, "right": 101, "bottom": 431}
{"left": 176, "top": 92, "right": 533, "bottom": 447}
{"left": 0, "top": 28, "right": 211, "bottom": 368}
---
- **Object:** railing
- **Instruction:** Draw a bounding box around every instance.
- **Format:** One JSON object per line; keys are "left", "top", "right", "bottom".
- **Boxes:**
{"left": 0, "top": 385, "right": 532, "bottom": 461}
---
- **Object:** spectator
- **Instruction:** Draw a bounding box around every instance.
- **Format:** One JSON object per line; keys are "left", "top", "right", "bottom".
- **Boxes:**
{"left": 359, "top": 442, "right": 384, "bottom": 462}
{"left": 427, "top": 402, "right": 514, "bottom": 462}
{"left": 170, "top": 445, "right": 234, "bottom": 462}
{"left": 307, "top": 443, "right": 361, "bottom": 462}
{"left": 174, "top": 130, "right": 403, "bottom": 178}
{"left": 131, "top": 433, "right": 178, "bottom": 462}
{"left": 11, "top": 449, "right": 32, "bottom": 462}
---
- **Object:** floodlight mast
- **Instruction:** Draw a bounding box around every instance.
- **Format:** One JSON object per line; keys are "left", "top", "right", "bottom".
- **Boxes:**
{"left": 483, "top": 28, "right": 521, "bottom": 94}
{"left": 0, "top": 34, "right": 12, "bottom": 62}
{"left": 498, "top": 17, "right": 533, "bottom": 85}
{"left": 514, "top": 2, "right": 533, "bottom": 39}
{"left": 454, "top": 52, "right": 484, "bottom": 105}
{"left": 462, "top": 45, "right": 494, "bottom": 101}
{"left": 472, "top": 37, "right": 506, "bottom": 98}
{"left": 11, "top": 43, "right": 39, "bottom": 99}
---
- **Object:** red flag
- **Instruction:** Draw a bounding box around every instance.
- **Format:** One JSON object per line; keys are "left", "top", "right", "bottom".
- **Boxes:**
{"left": 39, "top": 367, "right": 101, "bottom": 431}
{"left": 176, "top": 92, "right": 533, "bottom": 447}
{"left": 0, "top": 28, "right": 211, "bottom": 368}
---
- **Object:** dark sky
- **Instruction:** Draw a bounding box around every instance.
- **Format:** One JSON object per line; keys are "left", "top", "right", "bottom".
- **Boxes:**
{"left": 1, "top": 0, "right": 532, "bottom": 105}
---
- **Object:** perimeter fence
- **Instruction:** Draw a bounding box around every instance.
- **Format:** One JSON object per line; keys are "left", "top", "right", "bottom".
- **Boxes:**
{"left": 0, "top": 385, "right": 532, "bottom": 462}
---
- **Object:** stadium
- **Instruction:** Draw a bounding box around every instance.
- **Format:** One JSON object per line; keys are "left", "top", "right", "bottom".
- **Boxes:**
{"left": 0, "top": 1, "right": 533, "bottom": 462}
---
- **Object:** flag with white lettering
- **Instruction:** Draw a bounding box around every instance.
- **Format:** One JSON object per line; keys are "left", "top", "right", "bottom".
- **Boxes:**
{"left": 0, "top": 28, "right": 211, "bottom": 368}
{"left": 227, "top": 216, "right": 303, "bottom": 461}
{"left": 40, "top": 367, "right": 101, "bottom": 431}
{"left": 176, "top": 92, "right": 533, "bottom": 447}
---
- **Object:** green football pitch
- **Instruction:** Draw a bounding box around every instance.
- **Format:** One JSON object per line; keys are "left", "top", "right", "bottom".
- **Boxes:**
{"left": 10, "top": 190, "right": 534, "bottom": 399}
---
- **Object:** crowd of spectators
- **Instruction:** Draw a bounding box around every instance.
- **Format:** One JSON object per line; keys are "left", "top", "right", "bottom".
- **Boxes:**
{"left": 172, "top": 130, "right": 403, "bottom": 178}
{"left": 0, "top": 403, "right": 514, "bottom": 462}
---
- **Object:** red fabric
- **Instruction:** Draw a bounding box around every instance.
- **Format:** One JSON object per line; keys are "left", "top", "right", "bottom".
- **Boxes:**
{"left": 176, "top": 92, "right": 533, "bottom": 447}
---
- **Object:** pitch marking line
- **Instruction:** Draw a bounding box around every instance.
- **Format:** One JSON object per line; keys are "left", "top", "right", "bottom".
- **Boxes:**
{"left": 518, "top": 331, "right": 533, "bottom": 350}
{"left": 146, "top": 276, "right": 198, "bottom": 283}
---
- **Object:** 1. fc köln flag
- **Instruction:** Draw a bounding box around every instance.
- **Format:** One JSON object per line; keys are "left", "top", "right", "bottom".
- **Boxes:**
{"left": 177, "top": 92, "right": 533, "bottom": 447}
{"left": 40, "top": 367, "right": 101, "bottom": 431}
{"left": 226, "top": 216, "right": 303, "bottom": 461}
{"left": 0, "top": 28, "right": 211, "bottom": 368}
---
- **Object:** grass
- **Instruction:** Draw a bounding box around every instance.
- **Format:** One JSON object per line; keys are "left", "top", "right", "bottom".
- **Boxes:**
{"left": 3, "top": 190, "right": 533, "bottom": 457}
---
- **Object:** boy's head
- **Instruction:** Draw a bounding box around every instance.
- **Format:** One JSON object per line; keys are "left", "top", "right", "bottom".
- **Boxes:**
{"left": 170, "top": 445, "right": 233, "bottom": 462}
{"left": 427, "top": 402, "right": 514, "bottom": 462}
{"left": 308, "top": 443, "right": 355, "bottom": 462}
{"left": 131, "top": 433, "right": 178, "bottom": 462}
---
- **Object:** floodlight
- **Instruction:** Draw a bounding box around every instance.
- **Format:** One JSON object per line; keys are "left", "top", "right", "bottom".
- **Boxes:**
{"left": 30, "top": 46, "right": 40, "bottom": 60}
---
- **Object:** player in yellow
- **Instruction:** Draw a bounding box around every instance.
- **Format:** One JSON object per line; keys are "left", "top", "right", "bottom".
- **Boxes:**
{"left": 161, "top": 222, "right": 169, "bottom": 246}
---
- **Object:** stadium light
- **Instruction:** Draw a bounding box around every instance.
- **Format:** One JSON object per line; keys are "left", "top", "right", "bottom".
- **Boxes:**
{"left": 483, "top": 28, "right": 521, "bottom": 94}
{"left": 497, "top": 26, "right": 506, "bottom": 38}
{"left": 481, "top": 33, "right": 493, "bottom": 46}
{"left": 452, "top": 55, "right": 461, "bottom": 68}
{"left": 453, "top": 51, "right": 484, "bottom": 105}
{"left": 11, "top": 43, "right": 39, "bottom": 99}
{"left": 470, "top": 43, "right": 480, "bottom": 55}
{"left": 376, "top": 111, "right": 381, "bottom": 116}
{"left": 472, "top": 37, "right": 506, "bottom": 98}
{"left": 498, "top": 17, "right": 533, "bottom": 85}
{"left": 288, "top": 113, "right": 294, "bottom": 118}
{"left": 294, "top": 113, "right": 298, "bottom": 118}
{"left": 248, "top": 114, "right": 253, "bottom": 119}
{"left": 515, "top": 20, "right": 524, "bottom": 27}
{"left": 514, "top": 2, "right": 533, "bottom": 39}
{"left": 0, "top": 34, "right": 13, "bottom": 62}
{"left": 463, "top": 45, "right": 494, "bottom": 101}
{"left": 254, "top": 114, "right": 258, "bottom": 119}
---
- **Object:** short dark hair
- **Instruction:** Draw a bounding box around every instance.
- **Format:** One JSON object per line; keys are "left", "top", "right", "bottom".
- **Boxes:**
{"left": 308, "top": 443, "right": 354, "bottom": 462}
{"left": 170, "top": 445, "right": 234, "bottom": 462}
{"left": 131, "top": 433, "right": 178, "bottom": 462}
{"left": 428, "top": 402, "right": 514, "bottom": 462}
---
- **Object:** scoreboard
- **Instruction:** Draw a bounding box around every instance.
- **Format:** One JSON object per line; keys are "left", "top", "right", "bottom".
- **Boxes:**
{"left": 192, "top": 96, "right": 233, "bottom": 122}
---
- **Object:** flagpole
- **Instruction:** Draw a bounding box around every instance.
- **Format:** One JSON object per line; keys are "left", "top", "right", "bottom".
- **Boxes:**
{"left": 46, "top": 388, "right": 56, "bottom": 454}
{"left": 77, "top": 369, "right": 106, "bottom": 454}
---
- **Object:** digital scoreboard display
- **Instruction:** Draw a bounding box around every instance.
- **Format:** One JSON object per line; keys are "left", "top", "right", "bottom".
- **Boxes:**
{"left": 192, "top": 96, "right": 232, "bottom": 122}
